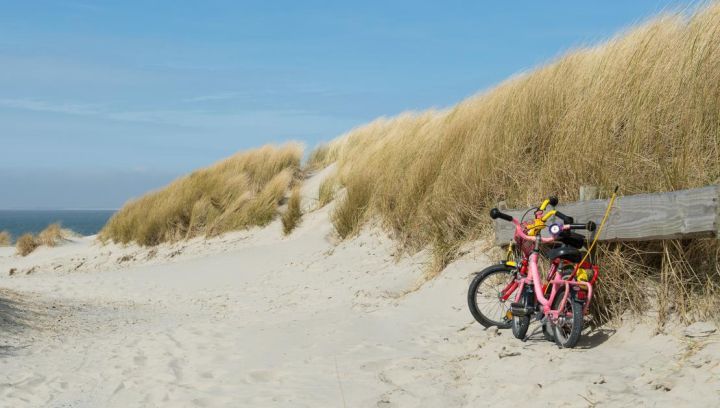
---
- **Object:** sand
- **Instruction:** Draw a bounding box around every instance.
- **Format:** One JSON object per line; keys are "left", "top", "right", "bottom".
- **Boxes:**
{"left": 0, "top": 169, "right": 718, "bottom": 407}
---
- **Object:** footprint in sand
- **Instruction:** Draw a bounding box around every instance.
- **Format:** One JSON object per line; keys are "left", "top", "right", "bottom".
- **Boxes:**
{"left": 134, "top": 352, "right": 147, "bottom": 365}
{"left": 247, "top": 370, "right": 276, "bottom": 383}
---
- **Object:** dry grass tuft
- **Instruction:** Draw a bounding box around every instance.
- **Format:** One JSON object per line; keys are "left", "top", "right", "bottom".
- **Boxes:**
{"left": 311, "top": 3, "right": 720, "bottom": 322}
{"left": 101, "top": 143, "right": 302, "bottom": 245}
{"left": 281, "top": 187, "right": 303, "bottom": 235}
{"left": 589, "top": 239, "right": 720, "bottom": 326}
{"left": 331, "top": 172, "right": 374, "bottom": 239}
{"left": 0, "top": 231, "right": 11, "bottom": 246}
{"left": 306, "top": 143, "right": 331, "bottom": 171}
{"left": 16, "top": 234, "right": 38, "bottom": 256}
{"left": 317, "top": 176, "right": 337, "bottom": 208}
{"left": 38, "top": 223, "right": 65, "bottom": 247}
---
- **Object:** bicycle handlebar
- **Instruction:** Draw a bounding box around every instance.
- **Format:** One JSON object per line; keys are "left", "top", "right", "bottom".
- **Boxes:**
{"left": 491, "top": 194, "right": 559, "bottom": 223}
{"left": 491, "top": 205, "right": 597, "bottom": 244}
{"left": 539, "top": 195, "right": 558, "bottom": 211}
{"left": 492, "top": 195, "right": 560, "bottom": 222}
{"left": 489, "top": 208, "right": 513, "bottom": 222}
{"left": 512, "top": 220, "right": 556, "bottom": 243}
{"left": 554, "top": 210, "right": 574, "bottom": 224}
{"left": 567, "top": 222, "right": 595, "bottom": 232}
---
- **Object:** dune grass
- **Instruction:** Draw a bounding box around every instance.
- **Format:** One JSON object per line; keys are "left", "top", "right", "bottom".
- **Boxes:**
{"left": 312, "top": 3, "right": 720, "bottom": 322}
{"left": 306, "top": 144, "right": 331, "bottom": 171}
{"left": 101, "top": 143, "right": 302, "bottom": 246}
{"left": 38, "top": 223, "right": 64, "bottom": 247}
{"left": 16, "top": 233, "right": 38, "bottom": 257}
{"left": 12, "top": 224, "right": 74, "bottom": 256}
{"left": 0, "top": 231, "right": 10, "bottom": 246}
{"left": 317, "top": 175, "right": 337, "bottom": 209}
{"left": 281, "top": 187, "right": 303, "bottom": 235}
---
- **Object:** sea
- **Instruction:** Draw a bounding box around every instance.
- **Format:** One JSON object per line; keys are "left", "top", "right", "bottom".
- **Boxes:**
{"left": 0, "top": 210, "right": 116, "bottom": 240}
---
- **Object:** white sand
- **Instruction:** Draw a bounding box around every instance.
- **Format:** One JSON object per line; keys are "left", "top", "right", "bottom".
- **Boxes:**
{"left": 0, "top": 170, "right": 718, "bottom": 407}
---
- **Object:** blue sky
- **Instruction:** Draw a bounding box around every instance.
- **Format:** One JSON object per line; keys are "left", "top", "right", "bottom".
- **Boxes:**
{"left": 0, "top": 0, "right": 699, "bottom": 209}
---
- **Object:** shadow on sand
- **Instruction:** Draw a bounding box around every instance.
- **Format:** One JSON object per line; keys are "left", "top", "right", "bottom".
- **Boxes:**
{"left": 0, "top": 289, "right": 45, "bottom": 356}
{"left": 521, "top": 323, "right": 616, "bottom": 350}
{"left": 575, "top": 328, "right": 617, "bottom": 349}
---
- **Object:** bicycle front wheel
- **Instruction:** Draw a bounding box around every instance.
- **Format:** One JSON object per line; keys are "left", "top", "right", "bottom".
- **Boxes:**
{"left": 551, "top": 289, "right": 584, "bottom": 348}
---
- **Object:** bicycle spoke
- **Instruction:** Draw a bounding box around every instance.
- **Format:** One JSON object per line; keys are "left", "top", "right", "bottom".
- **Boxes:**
{"left": 470, "top": 269, "right": 517, "bottom": 325}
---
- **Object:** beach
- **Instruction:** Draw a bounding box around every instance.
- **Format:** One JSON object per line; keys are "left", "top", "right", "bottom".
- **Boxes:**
{"left": 0, "top": 173, "right": 718, "bottom": 407}
{"left": 3, "top": 1, "right": 720, "bottom": 406}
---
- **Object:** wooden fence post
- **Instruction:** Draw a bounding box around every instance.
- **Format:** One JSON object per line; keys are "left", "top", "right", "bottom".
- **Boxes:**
{"left": 580, "top": 185, "right": 599, "bottom": 201}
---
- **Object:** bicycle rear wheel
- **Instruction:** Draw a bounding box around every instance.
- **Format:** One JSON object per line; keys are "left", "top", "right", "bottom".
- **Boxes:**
{"left": 467, "top": 264, "right": 516, "bottom": 328}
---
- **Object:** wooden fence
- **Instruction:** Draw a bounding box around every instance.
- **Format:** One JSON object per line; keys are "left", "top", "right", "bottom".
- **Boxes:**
{"left": 493, "top": 185, "right": 720, "bottom": 246}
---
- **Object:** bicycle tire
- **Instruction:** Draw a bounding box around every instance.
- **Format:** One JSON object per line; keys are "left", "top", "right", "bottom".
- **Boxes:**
{"left": 512, "top": 314, "right": 530, "bottom": 339}
{"left": 511, "top": 289, "right": 531, "bottom": 339}
{"left": 551, "top": 289, "right": 583, "bottom": 348}
{"left": 467, "top": 264, "right": 516, "bottom": 328}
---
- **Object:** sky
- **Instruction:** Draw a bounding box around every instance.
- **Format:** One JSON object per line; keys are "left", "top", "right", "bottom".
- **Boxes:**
{"left": 0, "top": 0, "right": 700, "bottom": 209}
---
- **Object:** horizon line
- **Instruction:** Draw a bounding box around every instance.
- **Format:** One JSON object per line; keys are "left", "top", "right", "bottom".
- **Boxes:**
{"left": 0, "top": 208, "right": 119, "bottom": 211}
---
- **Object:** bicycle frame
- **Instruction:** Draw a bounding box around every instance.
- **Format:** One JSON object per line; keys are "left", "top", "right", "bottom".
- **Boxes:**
{"left": 508, "top": 220, "right": 595, "bottom": 320}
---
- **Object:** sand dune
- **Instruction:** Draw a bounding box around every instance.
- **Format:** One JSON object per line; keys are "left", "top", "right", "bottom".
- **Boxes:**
{"left": 0, "top": 171, "right": 718, "bottom": 407}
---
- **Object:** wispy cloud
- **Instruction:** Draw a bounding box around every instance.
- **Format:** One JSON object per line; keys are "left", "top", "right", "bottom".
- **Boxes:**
{"left": 0, "top": 97, "right": 358, "bottom": 134}
{"left": 0, "top": 98, "right": 101, "bottom": 115}
{"left": 181, "top": 92, "right": 247, "bottom": 103}
{"left": 181, "top": 85, "right": 341, "bottom": 104}
{"left": 0, "top": 97, "right": 199, "bottom": 126}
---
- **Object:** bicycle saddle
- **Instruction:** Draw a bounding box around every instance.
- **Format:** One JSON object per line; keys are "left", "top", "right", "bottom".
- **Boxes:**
{"left": 557, "top": 230, "right": 586, "bottom": 249}
{"left": 546, "top": 246, "right": 585, "bottom": 263}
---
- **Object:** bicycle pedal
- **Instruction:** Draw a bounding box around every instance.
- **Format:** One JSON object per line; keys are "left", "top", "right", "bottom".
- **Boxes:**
{"left": 510, "top": 303, "right": 533, "bottom": 317}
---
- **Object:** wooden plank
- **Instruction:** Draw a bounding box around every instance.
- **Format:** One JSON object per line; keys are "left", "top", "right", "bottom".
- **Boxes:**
{"left": 494, "top": 185, "right": 720, "bottom": 246}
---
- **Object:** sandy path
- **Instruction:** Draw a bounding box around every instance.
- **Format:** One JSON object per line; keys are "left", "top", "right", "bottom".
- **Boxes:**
{"left": 0, "top": 190, "right": 718, "bottom": 406}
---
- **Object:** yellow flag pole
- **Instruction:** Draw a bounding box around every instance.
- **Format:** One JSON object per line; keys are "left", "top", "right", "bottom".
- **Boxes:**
{"left": 578, "top": 186, "right": 619, "bottom": 267}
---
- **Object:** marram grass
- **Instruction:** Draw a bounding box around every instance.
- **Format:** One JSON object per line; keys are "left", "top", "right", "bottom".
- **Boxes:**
{"left": 310, "top": 3, "right": 720, "bottom": 323}
{"left": 101, "top": 143, "right": 302, "bottom": 246}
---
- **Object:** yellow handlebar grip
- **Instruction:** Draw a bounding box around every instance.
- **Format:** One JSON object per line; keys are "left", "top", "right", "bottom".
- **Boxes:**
{"left": 541, "top": 210, "right": 557, "bottom": 222}
{"left": 539, "top": 198, "right": 551, "bottom": 211}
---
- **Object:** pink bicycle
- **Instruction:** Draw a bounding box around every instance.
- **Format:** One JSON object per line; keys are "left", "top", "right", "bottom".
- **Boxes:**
{"left": 489, "top": 202, "right": 597, "bottom": 348}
